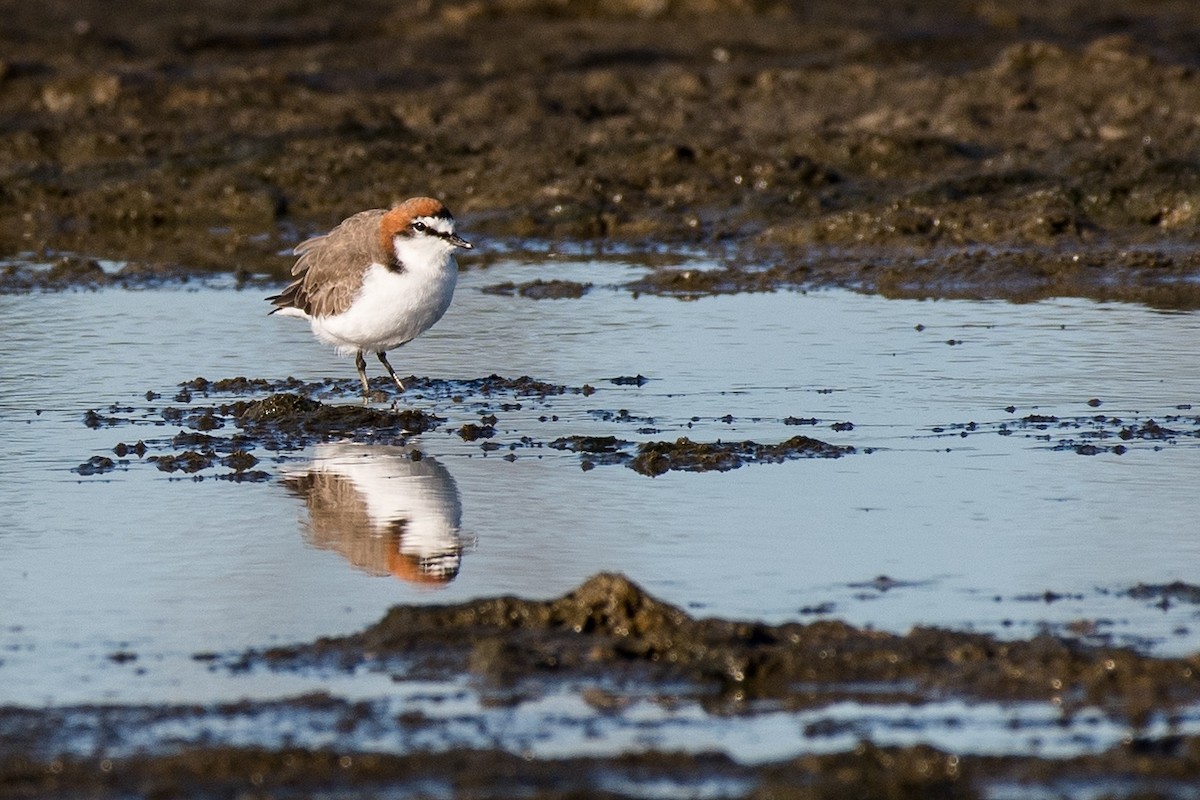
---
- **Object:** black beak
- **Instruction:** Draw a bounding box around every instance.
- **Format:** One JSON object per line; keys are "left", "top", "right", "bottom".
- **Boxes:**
{"left": 449, "top": 233, "right": 472, "bottom": 249}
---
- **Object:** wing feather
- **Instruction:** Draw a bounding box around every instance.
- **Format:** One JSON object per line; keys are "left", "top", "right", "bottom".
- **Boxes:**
{"left": 269, "top": 209, "right": 388, "bottom": 318}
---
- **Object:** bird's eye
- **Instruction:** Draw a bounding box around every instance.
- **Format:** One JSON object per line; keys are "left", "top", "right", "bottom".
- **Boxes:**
{"left": 412, "top": 221, "right": 427, "bottom": 232}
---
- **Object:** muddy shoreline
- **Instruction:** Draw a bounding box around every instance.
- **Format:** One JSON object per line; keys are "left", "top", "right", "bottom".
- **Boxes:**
{"left": 6, "top": 1, "right": 1200, "bottom": 304}
{"left": 2, "top": 574, "right": 1200, "bottom": 796}
{"left": 6, "top": 574, "right": 1200, "bottom": 798}
{"left": 10, "top": 739, "right": 1200, "bottom": 800}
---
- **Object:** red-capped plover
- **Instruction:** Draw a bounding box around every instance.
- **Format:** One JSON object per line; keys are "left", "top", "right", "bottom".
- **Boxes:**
{"left": 268, "top": 197, "right": 471, "bottom": 398}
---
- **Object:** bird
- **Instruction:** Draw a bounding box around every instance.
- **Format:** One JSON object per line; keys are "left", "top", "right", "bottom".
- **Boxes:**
{"left": 268, "top": 197, "right": 471, "bottom": 399}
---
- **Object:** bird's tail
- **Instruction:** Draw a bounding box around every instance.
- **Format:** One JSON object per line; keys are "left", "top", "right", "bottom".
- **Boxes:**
{"left": 266, "top": 280, "right": 306, "bottom": 315}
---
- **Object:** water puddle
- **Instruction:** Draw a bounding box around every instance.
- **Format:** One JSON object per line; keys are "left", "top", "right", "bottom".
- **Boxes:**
{"left": 2, "top": 254, "right": 1200, "bottom": 761}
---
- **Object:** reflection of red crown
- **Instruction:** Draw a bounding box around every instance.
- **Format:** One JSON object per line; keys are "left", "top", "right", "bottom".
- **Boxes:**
{"left": 387, "top": 545, "right": 455, "bottom": 586}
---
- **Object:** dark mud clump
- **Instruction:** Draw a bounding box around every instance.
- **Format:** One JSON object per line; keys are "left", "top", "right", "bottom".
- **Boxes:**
{"left": 236, "top": 392, "right": 319, "bottom": 422}
{"left": 547, "top": 434, "right": 630, "bottom": 470}
{"left": 180, "top": 376, "right": 309, "bottom": 396}
{"left": 144, "top": 446, "right": 258, "bottom": 476}
{"left": 149, "top": 449, "right": 216, "bottom": 474}
{"left": 457, "top": 422, "right": 496, "bottom": 442}
{"left": 112, "top": 440, "right": 147, "bottom": 458}
{"left": 220, "top": 449, "right": 259, "bottom": 471}
{"left": 480, "top": 278, "right": 592, "bottom": 299}
{"left": 256, "top": 573, "right": 1200, "bottom": 720}
{"left": 551, "top": 433, "right": 853, "bottom": 475}
{"left": 626, "top": 264, "right": 785, "bottom": 298}
{"left": 234, "top": 393, "right": 441, "bottom": 445}
{"left": 72, "top": 455, "right": 114, "bottom": 475}
{"left": 176, "top": 374, "right": 595, "bottom": 403}
{"left": 3, "top": 256, "right": 108, "bottom": 292}
{"left": 631, "top": 435, "right": 854, "bottom": 476}
{"left": 82, "top": 408, "right": 126, "bottom": 429}
{"left": 1128, "top": 582, "right": 1200, "bottom": 607}
{"left": 73, "top": 390, "right": 440, "bottom": 479}
{"left": 468, "top": 374, "right": 588, "bottom": 399}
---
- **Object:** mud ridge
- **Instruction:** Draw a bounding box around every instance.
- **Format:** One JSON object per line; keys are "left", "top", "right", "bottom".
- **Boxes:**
{"left": 248, "top": 573, "right": 1200, "bottom": 722}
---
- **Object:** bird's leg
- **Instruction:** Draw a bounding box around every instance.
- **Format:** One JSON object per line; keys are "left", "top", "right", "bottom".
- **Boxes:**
{"left": 377, "top": 350, "right": 406, "bottom": 392}
{"left": 355, "top": 350, "right": 371, "bottom": 399}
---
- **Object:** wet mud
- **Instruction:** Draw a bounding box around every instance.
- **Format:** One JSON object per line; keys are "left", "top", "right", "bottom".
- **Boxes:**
{"left": 73, "top": 375, "right": 861, "bottom": 480}
{"left": 0, "top": 255, "right": 252, "bottom": 294}
{"left": 7, "top": 574, "right": 1200, "bottom": 798}
{"left": 551, "top": 433, "right": 853, "bottom": 475}
{"left": 251, "top": 573, "right": 1200, "bottom": 715}
{"left": 72, "top": 375, "right": 1198, "bottom": 482}
{"left": 10, "top": 2, "right": 1200, "bottom": 796}
{"left": 6, "top": 1, "right": 1200, "bottom": 304}
{"left": 11, "top": 739, "right": 1200, "bottom": 800}
{"left": 929, "top": 408, "right": 1200, "bottom": 456}
{"left": 481, "top": 278, "right": 594, "bottom": 299}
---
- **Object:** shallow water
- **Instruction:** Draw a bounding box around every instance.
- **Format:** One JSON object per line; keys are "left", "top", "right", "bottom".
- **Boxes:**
{"left": 2, "top": 255, "right": 1200, "bottom": 759}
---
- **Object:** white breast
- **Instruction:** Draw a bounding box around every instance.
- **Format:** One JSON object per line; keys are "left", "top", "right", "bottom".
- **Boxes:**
{"left": 311, "top": 252, "right": 458, "bottom": 354}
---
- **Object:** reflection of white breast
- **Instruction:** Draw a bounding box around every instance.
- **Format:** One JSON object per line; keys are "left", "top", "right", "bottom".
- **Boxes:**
{"left": 282, "top": 444, "right": 465, "bottom": 585}
{"left": 323, "top": 446, "right": 462, "bottom": 547}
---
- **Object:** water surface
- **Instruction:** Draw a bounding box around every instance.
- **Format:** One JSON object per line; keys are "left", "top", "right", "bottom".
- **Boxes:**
{"left": 2, "top": 256, "right": 1199, "bottom": 757}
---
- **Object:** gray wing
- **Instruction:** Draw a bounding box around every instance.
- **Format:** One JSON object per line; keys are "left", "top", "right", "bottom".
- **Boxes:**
{"left": 269, "top": 209, "right": 388, "bottom": 318}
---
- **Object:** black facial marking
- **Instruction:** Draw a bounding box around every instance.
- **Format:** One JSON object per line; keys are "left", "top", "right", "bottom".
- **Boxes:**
{"left": 408, "top": 216, "right": 456, "bottom": 242}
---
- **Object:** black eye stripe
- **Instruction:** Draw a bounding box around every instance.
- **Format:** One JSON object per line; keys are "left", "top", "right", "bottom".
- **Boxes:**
{"left": 409, "top": 219, "right": 455, "bottom": 240}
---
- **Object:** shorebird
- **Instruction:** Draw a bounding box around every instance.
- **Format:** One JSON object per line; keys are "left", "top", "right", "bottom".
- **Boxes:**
{"left": 268, "top": 197, "right": 471, "bottom": 398}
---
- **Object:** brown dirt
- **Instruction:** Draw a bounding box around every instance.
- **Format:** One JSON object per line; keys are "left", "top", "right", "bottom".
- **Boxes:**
{"left": 5, "top": 1, "right": 1200, "bottom": 304}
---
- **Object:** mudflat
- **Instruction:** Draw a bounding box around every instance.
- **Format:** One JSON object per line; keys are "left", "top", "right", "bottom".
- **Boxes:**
{"left": 5, "top": 2, "right": 1200, "bottom": 798}
{"left": 4, "top": 0, "right": 1200, "bottom": 304}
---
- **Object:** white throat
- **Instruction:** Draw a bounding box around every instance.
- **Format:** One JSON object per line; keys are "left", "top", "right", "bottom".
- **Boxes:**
{"left": 393, "top": 231, "right": 457, "bottom": 273}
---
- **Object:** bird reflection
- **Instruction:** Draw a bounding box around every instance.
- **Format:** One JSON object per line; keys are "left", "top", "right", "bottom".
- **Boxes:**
{"left": 282, "top": 444, "right": 465, "bottom": 586}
